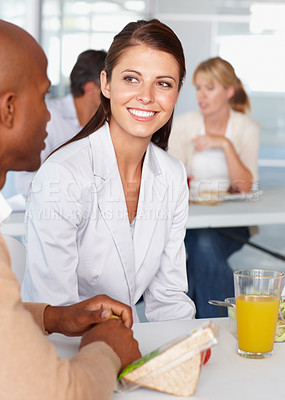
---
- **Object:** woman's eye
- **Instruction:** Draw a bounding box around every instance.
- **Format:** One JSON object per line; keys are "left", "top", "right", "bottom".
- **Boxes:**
{"left": 157, "top": 81, "right": 172, "bottom": 88}
{"left": 123, "top": 76, "right": 138, "bottom": 83}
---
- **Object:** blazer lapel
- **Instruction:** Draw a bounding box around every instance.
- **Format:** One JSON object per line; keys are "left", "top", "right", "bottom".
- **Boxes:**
{"left": 89, "top": 125, "right": 136, "bottom": 304}
{"left": 133, "top": 144, "right": 167, "bottom": 275}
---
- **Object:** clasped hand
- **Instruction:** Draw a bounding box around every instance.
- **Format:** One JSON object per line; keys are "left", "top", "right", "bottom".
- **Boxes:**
{"left": 192, "top": 134, "right": 229, "bottom": 152}
{"left": 43, "top": 294, "right": 141, "bottom": 370}
{"left": 43, "top": 294, "right": 133, "bottom": 335}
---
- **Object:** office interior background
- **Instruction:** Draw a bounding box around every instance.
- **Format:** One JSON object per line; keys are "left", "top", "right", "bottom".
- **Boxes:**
{"left": 1, "top": 0, "right": 285, "bottom": 275}
{"left": 1, "top": 0, "right": 285, "bottom": 194}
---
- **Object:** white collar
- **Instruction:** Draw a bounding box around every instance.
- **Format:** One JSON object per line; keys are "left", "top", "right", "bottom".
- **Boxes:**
{"left": 89, "top": 122, "right": 162, "bottom": 180}
{"left": 0, "top": 193, "right": 12, "bottom": 225}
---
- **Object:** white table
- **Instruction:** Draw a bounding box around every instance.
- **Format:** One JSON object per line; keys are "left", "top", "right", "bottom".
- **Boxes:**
{"left": 48, "top": 318, "right": 283, "bottom": 400}
{"left": 187, "top": 187, "right": 285, "bottom": 229}
{"left": 2, "top": 188, "right": 285, "bottom": 238}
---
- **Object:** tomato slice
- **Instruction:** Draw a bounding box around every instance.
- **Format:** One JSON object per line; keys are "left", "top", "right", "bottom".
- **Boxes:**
{"left": 201, "top": 348, "right": 211, "bottom": 365}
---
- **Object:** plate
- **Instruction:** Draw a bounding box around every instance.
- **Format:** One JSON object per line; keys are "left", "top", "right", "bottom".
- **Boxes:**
{"left": 190, "top": 190, "right": 263, "bottom": 203}
{"left": 221, "top": 191, "right": 263, "bottom": 201}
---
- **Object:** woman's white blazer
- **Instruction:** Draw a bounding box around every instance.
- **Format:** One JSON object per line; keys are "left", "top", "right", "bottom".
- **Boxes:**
{"left": 21, "top": 123, "right": 195, "bottom": 322}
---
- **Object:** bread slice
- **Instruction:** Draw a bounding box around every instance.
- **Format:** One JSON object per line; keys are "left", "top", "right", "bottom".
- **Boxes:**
{"left": 118, "top": 323, "right": 218, "bottom": 397}
{"left": 191, "top": 190, "right": 227, "bottom": 205}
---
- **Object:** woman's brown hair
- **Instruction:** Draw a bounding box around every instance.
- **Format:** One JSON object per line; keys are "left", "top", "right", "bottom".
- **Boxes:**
{"left": 192, "top": 56, "right": 251, "bottom": 114}
{"left": 64, "top": 19, "right": 186, "bottom": 150}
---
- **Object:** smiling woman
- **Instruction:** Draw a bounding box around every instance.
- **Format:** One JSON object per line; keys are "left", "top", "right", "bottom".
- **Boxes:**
{"left": 22, "top": 19, "right": 196, "bottom": 323}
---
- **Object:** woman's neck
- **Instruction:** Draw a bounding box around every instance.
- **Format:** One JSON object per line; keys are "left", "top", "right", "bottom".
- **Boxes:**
{"left": 109, "top": 125, "right": 150, "bottom": 182}
{"left": 111, "top": 133, "right": 149, "bottom": 182}
{"left": 109, "top": 122, "right": 151, "bottom": 223}
{"left": 204, "top": 107, "right": 230, "bottom": 136}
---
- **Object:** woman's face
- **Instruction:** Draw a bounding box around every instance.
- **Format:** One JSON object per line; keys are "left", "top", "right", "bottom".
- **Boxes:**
{"left": 101, "top": 44, "right": 180, "bottom": 142}
{"left": 194, "top": 72, "right": 234, "bottom": 118}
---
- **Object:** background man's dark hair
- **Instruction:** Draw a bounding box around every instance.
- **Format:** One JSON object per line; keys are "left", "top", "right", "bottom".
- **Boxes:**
{"left": 70, "top": 49, "right": 107, "bottom": 97}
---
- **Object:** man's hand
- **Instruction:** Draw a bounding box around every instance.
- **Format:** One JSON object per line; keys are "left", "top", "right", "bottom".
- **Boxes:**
{"left": 43, "top": 294, "right": 133, "bottom": 336}
{"left": 80, "top": 319, "right": 141, "bottom": 371}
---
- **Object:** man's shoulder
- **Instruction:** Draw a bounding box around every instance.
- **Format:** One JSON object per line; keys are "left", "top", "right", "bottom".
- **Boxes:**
{"left": 46, "top": 96, "right": 64, "bottom": 114}
{"left": 46, "top": 94, "right": 76, "bottom": 120}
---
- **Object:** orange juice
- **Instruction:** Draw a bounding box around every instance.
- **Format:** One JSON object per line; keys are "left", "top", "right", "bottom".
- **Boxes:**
{"left": 236, "top": 294, "right": 280, "bottom": 353}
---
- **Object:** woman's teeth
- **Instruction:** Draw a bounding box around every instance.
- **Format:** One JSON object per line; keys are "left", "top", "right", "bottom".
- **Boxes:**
{"left": 129, "top": 109, "right": 155, "bottom": 117}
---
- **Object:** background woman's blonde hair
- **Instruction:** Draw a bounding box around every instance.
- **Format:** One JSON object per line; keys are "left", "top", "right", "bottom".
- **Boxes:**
{"left": 192, "top": 56, "right": 251, "bottom": 114}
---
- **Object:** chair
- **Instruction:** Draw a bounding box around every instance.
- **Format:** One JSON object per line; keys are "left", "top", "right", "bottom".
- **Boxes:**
{"left": 2, "top": 234, "right": 26, "bottom": 284}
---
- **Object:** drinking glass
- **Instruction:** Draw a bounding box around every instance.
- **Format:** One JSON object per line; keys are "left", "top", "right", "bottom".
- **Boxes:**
{"left": 234, "top": 269, "right": 284, "bottom": 359}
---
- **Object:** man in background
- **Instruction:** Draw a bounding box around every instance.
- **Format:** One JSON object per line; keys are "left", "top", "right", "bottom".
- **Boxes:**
{"left": 0, "top": 19, "right": 140, "bottom": 399}
{"left": 16, "top": 49, "right": 106, "bottom": 197}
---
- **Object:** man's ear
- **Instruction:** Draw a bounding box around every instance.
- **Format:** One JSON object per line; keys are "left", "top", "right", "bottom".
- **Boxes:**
{"left": 0, "top": 93, "right": 15, "bottom": 128}
{"left": 82, "top": 81, "right": 97, "bottom": 94}
{"left": 100, "top": 70, "right": 110, "bottom": 99}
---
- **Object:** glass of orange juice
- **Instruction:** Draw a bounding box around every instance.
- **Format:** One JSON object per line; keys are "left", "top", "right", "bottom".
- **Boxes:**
{"left": 234, "top": 269, "right": 284, "bottom": 359}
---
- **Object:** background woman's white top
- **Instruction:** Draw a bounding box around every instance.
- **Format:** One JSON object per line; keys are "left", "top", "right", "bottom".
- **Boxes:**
{"left": 168, "top": 109, "right": 260, "bottom": 188}
{"left": 190, "top": 118, "right": 233, "bottom": 192}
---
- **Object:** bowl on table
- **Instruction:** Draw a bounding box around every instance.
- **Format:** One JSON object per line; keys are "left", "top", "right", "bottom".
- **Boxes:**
{"left": 224, "top": 297, "right": 237, "bottom": 338}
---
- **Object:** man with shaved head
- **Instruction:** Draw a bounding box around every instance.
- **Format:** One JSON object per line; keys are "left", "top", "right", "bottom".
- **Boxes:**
{"left": 15, "top": 48, "right": 107, "bottom": 197}
{"left": 0, "top": 20, "right": 140, "bottom": 400}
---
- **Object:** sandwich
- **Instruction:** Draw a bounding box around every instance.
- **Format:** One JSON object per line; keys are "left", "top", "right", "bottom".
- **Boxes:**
{"left": 117, "top": 322, "right": 218, "bottom": 397}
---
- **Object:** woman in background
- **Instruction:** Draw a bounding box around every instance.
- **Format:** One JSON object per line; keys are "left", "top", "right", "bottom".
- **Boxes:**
{"left": 22, "top": 19, "right": 195, "bottom": 322}
{"left": 168, "top": 57, "right": 260, "bottom": 318}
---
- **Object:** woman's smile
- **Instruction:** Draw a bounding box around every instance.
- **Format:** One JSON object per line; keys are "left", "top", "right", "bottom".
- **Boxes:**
{"left": 127, "top": 107, "right": 158, "bottom": 121}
